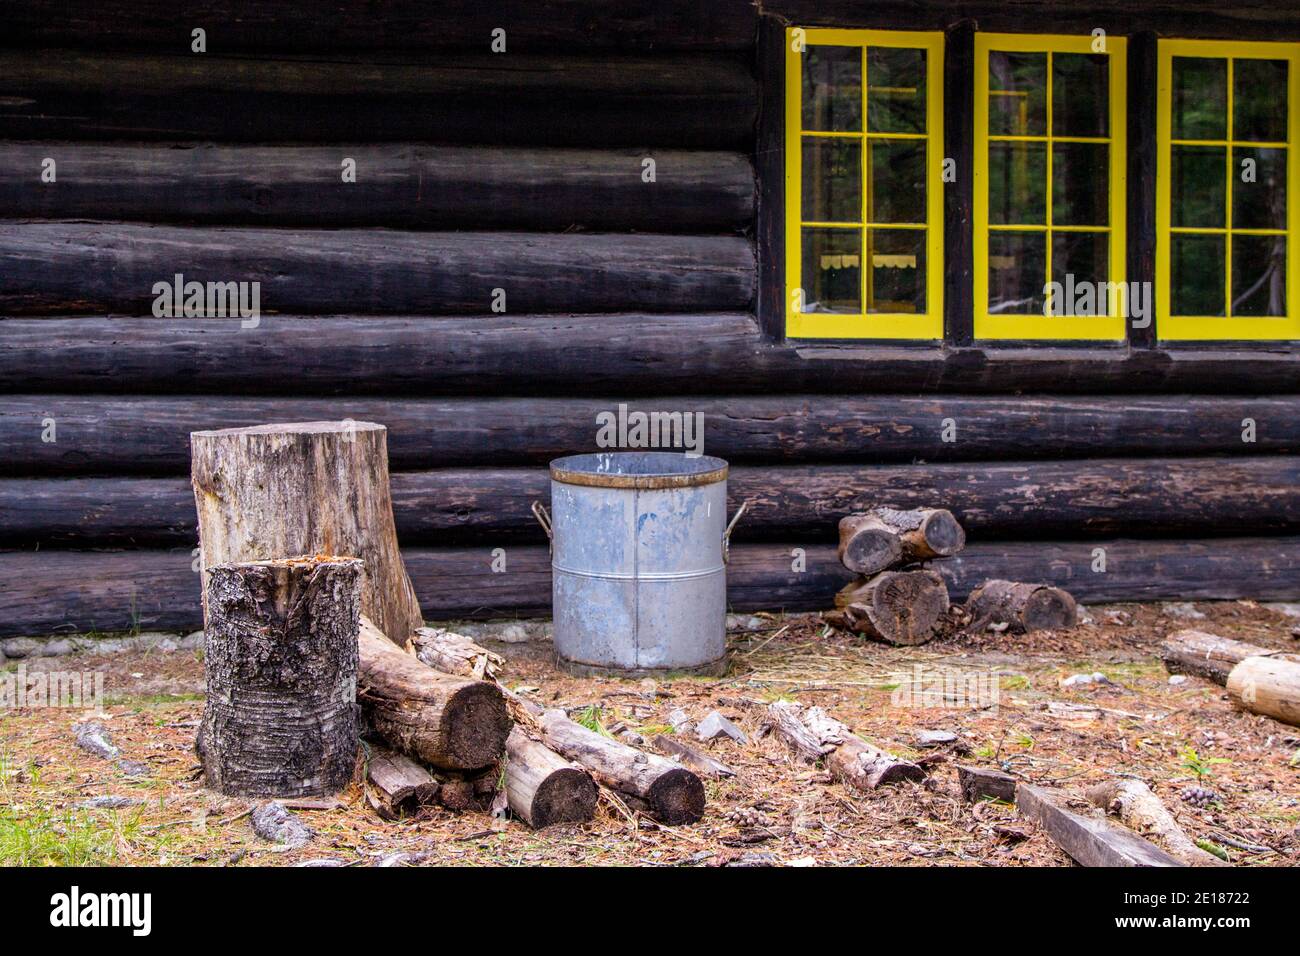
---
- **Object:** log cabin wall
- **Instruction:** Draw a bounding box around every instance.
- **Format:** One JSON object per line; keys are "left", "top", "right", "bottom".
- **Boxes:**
{"left": 0, "top": 1, "right": 1297, "bottom": 637}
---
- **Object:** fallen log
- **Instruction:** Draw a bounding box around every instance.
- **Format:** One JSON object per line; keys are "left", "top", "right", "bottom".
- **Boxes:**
{"left": 840, "top": 570, "right": 949, "bottom": 645}
{"left": 1016, "top": 784, "right": 1184, "bottom": 867}
{"left": 357, "top": 617, "right": 511, "bottom": 771}
{"left": 191, "top": 420, "right": 422, "bottom": 645}
{"left": 1226, "top": 655, "right": 1300, "bottom": 727}
{"left": 767, "top": 700, "right": 923, "bottom": 790}
{"left": 366, "top": 744, "right": 440, "bottom": 820}
{"left": 504, "top": 728, "right": 598, "bottom": 828}
{"left": 836, "top": 515, "right": 902, "bottom": 575}
{"left": 1085, "top": 778, "right": 1229, "bottom": 867}
{"left": 652, "top": 735, "right": 736, "bottom": 779}
{"left": 1160, "top": 629, "right": 1273, "bottom": 685}
{"left": 836, "top": 507, "right": 965, "bottom": 575}
{"left": 538, "top": 709, "right": 704, "bottom": 825}
{"left": 411, "top": 627, "right": 503, "bottom": 681}
{"left": 966, "top": 579, "right": 1077, "bottom": 633}
{"left": 197, "top": 556, "right": 361, "bottom": 798}
{"left": 956, "top": 764, "right": 1018, "bottom": 804}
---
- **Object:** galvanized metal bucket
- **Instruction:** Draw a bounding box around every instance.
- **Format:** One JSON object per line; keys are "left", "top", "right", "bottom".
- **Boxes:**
{"left": 534, "top": 452, "right": 744, "bottom": 677}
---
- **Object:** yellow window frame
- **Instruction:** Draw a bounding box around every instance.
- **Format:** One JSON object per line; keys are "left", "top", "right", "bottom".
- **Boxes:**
{"left": 784, "top": 28, "right": 945, "bottom": 340}
{"left": 973, "top": 33, "right": 1128, "bottom": 341}
{"left": 1156, "top": 39, "right": 1300, "bottom": 341}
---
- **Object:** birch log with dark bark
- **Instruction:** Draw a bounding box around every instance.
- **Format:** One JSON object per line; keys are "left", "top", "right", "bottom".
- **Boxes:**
{"left": 966, "top": 579, "right": 1077, "bottom": 633}
{"left": 767, "top": 700, "right": 923, "bottom": 790}
{"left": 191, "top": 420, "right": 423, "bottom": 645}
{"left": 504, "top": 728, "right": 598, "bottom": 828}
{"left": 840, "top": 570, "right": 949, "bottom": 645}
{"left": 197, "top": 556, "right": 361, "bottom": 798}
{"left": 539, "top": 709, "right": 705, "bottom": 824}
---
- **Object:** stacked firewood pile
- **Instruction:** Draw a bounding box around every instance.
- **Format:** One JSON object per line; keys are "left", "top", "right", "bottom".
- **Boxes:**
{"left": 829, "top": 507, "right": 1076, "bottom": 643}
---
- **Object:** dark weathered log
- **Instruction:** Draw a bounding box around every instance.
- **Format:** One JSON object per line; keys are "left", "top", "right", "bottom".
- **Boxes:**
{"left": 0, "top": 223, "right": 754, "bottom": 317}
{"left": 956, "top": 765, "right": 1017, "bottom": 804}
{"left": 1084, "top": 778, "right": 1229, "bottom": 866}
{"left": 504, "top": 728, "right": 598, "bottom": 828}
{"left": 411, "top": 628, "right": 503, "bottom": 682}
{"left": 651, "top": 735, "right": 736, "bottom": 779}
{"left": 836, "top": 515, "right": 902, "bottom": 575}
{"left": 191, "top": 421, "right": 422, "bottom": 645}
{"left": 197, "top": 556, "right": 361, "bottom": 798}
{"left": 840, "top": 570, "right": 950, "bottom": 646}
{"left": 0, "top": 50, "right": 755, "bottom": 148}
{"left": 366, "top": 744, "right": 439, "bottom": 820}
{"left": 3, "top": 1, "right": 759, "bottom": 53}
{"left": 6, "top": 458, "right": 1300, "bottom": 549}
{"left": 1159, "top": 630, "right": 1269, "bottom": 686}
{"left": 767, "top": 700, "right": 923, "bottom": 789}
{"left": 1226, "top": 655, "right": 1300, "bottom": 728}
{"left": 538, "top": 709, "right": 704, "bottom": 825}
{"left": 5, "top": 536, "right": 1300, "bottom": 637}
{"left": 1016, "top": 784, "right": 1184, "bottom": 867}
{"left": 966, "top": 580, "right": 1078, "bottom": 633}
{"left": 3, "top": 315, "right": 1297, "bottom": 396}
{"left": 357, "top": 617, "right": 511, "bottom": 771}
{"left": 6, "top": 393, "right": 1298, "bottom": 473}
{"left": 837, "top": 507, "right": 965, "bottom": 573}
{"left": 0, "top": 144, "right": 752, "bottom": 233}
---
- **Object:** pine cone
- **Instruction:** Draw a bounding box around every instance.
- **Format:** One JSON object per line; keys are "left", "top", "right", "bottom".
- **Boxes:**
{"left": 1179, "top": 785, "right": 1219, "bottom": 808}
{"left": 724, "top": 807, "right": 771, "bottom": 827}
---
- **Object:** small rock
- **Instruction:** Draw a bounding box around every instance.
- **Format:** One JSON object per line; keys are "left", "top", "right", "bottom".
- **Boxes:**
{"left": 1168, "top": 674, "right": 1189, "bottom": 686}
{"left": 77, "top": 795, "right": 141, "bottom": 810}
{"left": 1, "top": 637, "right": 41, "bottom": 658}
{"left": 726, "top": 614, "right": 765, "bottom": 632}
{"left": 251, "top": 802, "right": 315, "bottom": 849}
{"left": 986, "top": 621, "right": 1010, "bottom": 633}
{"left": 1162, "top": 602, "right": 1206, "bottom": 620}
{"left": 666, "top": 708, "right": 694, "bottom": 733}
{"left": 74, "top": 722, "right": 120, "bottom": 760}
{"left": 696, "top": 710, "right": 748, "bottom": 744}
{"left": 914, "top": 729, "right": 957, "bottom": 748}
{"left": 1060, "top": 672, "right": 1112, "bottom": 688}
{"left": 155, "top": 638, "right": 178, "bottom": 653}
{"left": 117, "top": 760, "right": 150, "bottom": 777}
{"left": 1264, "top": 602, "right": 1300, "bottom": 619}
{"left": 180, "top": 631, "right": 206, "bottom": 649}
{"left": 42, "top": 639, "right": 76, "bottom": 656}
{"left": 295, "top": 858, "right": 346, "bottom": 867}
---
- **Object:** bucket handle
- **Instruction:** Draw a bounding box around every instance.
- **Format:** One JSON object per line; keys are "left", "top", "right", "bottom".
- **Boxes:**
{"left": 722, "top": 500, "right": 748, "bottom": 565}
{"left": 531, "top": 500, "right": 553, "bottom": 553}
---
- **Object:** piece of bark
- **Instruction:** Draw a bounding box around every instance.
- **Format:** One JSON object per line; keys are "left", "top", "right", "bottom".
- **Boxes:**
{"left": 198, "top": 556, "right": 361, "bottom": 798}
{"left": 504, "top": 727, "right": 598, "bottom": 828}
{"left": 366, "top": 744, "right": 439, "bottom": 820}
{"left": 357, "top": 616, "right": 511, "bottom": 771}
{"left": 1016, "top": 784, "right": 1184, "bottom": 867}
{"left": 74, "top": 722, "right": 120, "bottom": 760}
{"left": 191, "top": 420, "right": 422, "bottom": 645}
{"left": 652, "top": 735, "right": 736, "bottom": 779}
{"left": 966, "top": 579, "right": 1077, "bottom": 633}
{"left": 538, "top": 709, "right": 704, "bottom": 824}
{"left": 841, "top": 570, "right": 949, "bottom": 646}
{"left": 1085, "top": 778, "right": 1229, "bottom": 867}
{"left": 1226, "top": 655, "right": 1300, "bottom": 727}
{"left": 1161, "top": 630, "right": 1274, "bottom": 686}
{"left": 411, "top": 627, "right": 503, "bottom": 681}
{"left": 956, "top": 764, "right": 1017, "bottom": 804}
{"left": 251, "top": 802, "right": 315, "bottom": 849}
{"left": 768, "top": 700, "right": 923, "bottom": 789}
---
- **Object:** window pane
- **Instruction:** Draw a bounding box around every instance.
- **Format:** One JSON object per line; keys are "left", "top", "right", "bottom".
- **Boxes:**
{"left": 1053, "top": 53, "right": 1109, "bottom": 137}
{"left": 988, "top": 232, "right": 1047, "bottom": 314}
{"left": 1232, "top": 234, "right": 1286, "bottom": 316}
{"left": 1234, "top": 59, "right": 1288, "bottom": 142}
{"left": 867, "top": 229, "right": 925, "bottom": 313}
{"left": 1172, "top": 57, "right": 1226, "bottom": 140}
{"left": 869, "top": 139, "right": 925, "bottom": 223}
{"left": 868, "top": 47, "right": 926, "bottom": 134}
{"left": 1232, "top": 146, "right": 1287, "bottom": 230}
{"left": 803, "top": 46, "right": 862, "bottom": 131}
{"left": 1052, "top": 232, "right": 1110, "bottom": 314}
{"left": 989, "top": 141, "right": 1047, "bottom": 224}
{"left": 1171, "top": 145, "right": 1226, "bottom": 228}
{"left": 802, "top": 138, "right": 861, "bottom": 222}
{"left": 989, "top": 51, "right": 1047, "bottom": 136}
{"left": 1171, "top": 233, "right": 1226, "bottom": 315}
{"left": 801, "top": 228, "right": 861, "bottom": 312}
{"left": 1053, "top": 142, "right": 1109, "bottom": 226}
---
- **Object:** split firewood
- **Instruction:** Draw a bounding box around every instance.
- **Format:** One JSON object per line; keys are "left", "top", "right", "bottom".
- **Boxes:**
{"left": 366, "top": 744, "right": 440, "bottom": 820}
{"left": 1085, "top": 778, "right": 1229, "bottom": 867}
{"left": 538, "top": 709, "right": 705, "bottom": 824}
{"left": 652, "top": 735, "right": 736, "bottom": 779}
{"left": 966, "top": 579, "right": 1077, "bottom": 633}
{"left": 837, "top": 507, "right": 965, "bottom": 574}
{"left": 767, "top": 700, "right": 923, "bottom": 790}
{"left": 1016, "top": 784, "right": 1183, "bottom": 867}
{"left": 1161, "top": 630, "right": 1300, "bottom": 727}
{"left": 840, "top": 570, "right": 949, "bottom": 645}
{"left": 504, "top": 727, "right": 598, "bottom": 828}
{"left": 357, "top": 616, "right": 512, "bottom": 771}
{"left": 410, "top": 627, "right": 503, "bottom": 681}
{"left": 197, "top": 556, "right": 361, "bottom": 798}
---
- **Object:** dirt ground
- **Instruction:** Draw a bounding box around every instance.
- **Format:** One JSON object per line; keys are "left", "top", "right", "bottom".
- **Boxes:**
{"left": 3, "top": 600, "right": 1298, "bottom": 867}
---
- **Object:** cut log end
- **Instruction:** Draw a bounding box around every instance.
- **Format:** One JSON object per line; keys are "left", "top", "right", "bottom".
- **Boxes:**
{"left": 531, "top": 768, "right": 600, "bottom": 828}
{"left": 1021, "top": 586, "right": 1078, "bottom": 631}
{"left": 845, "top": 569, "right": 949, "bottom": 646}
{"left": 967, "top": 579, "right": 1076, "bottom": 634}
{"left": 444, "top": 681, "right": 514, "bottom": 769}
{"left": 646, "top": 767, "right": 707, "bottom": 826}
{"left": 917, "top": 508, "right": 966, "bottom": 557}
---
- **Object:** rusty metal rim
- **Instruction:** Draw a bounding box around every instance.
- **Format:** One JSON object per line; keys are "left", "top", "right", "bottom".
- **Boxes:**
{"left": 550, "top": 464, "right": 728, "bottom": 489}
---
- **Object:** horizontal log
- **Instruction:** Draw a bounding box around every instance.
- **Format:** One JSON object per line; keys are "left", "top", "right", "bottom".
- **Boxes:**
{"left": 0, "top": 50, "right": 756, "bottom": 148}
{"left": 0, "top": 223, "right": 754, "bottom": 316}
{"left": 2, "top": 394, "right": 1296, "bottom": 476}
{"left": 0, "top": 144, "right": 753, "bottom": 233}
{"left": 2, "top": 536, "right": 1297, "bottom": 637}
{"left": 4, "top": 457, "right": 1296, "bottom": 547}
{"left": 3, "top": 1, "right": 759, "bottom": 52}
{"left": 2, "top": 315, "right": 1295, "bottom": 395}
